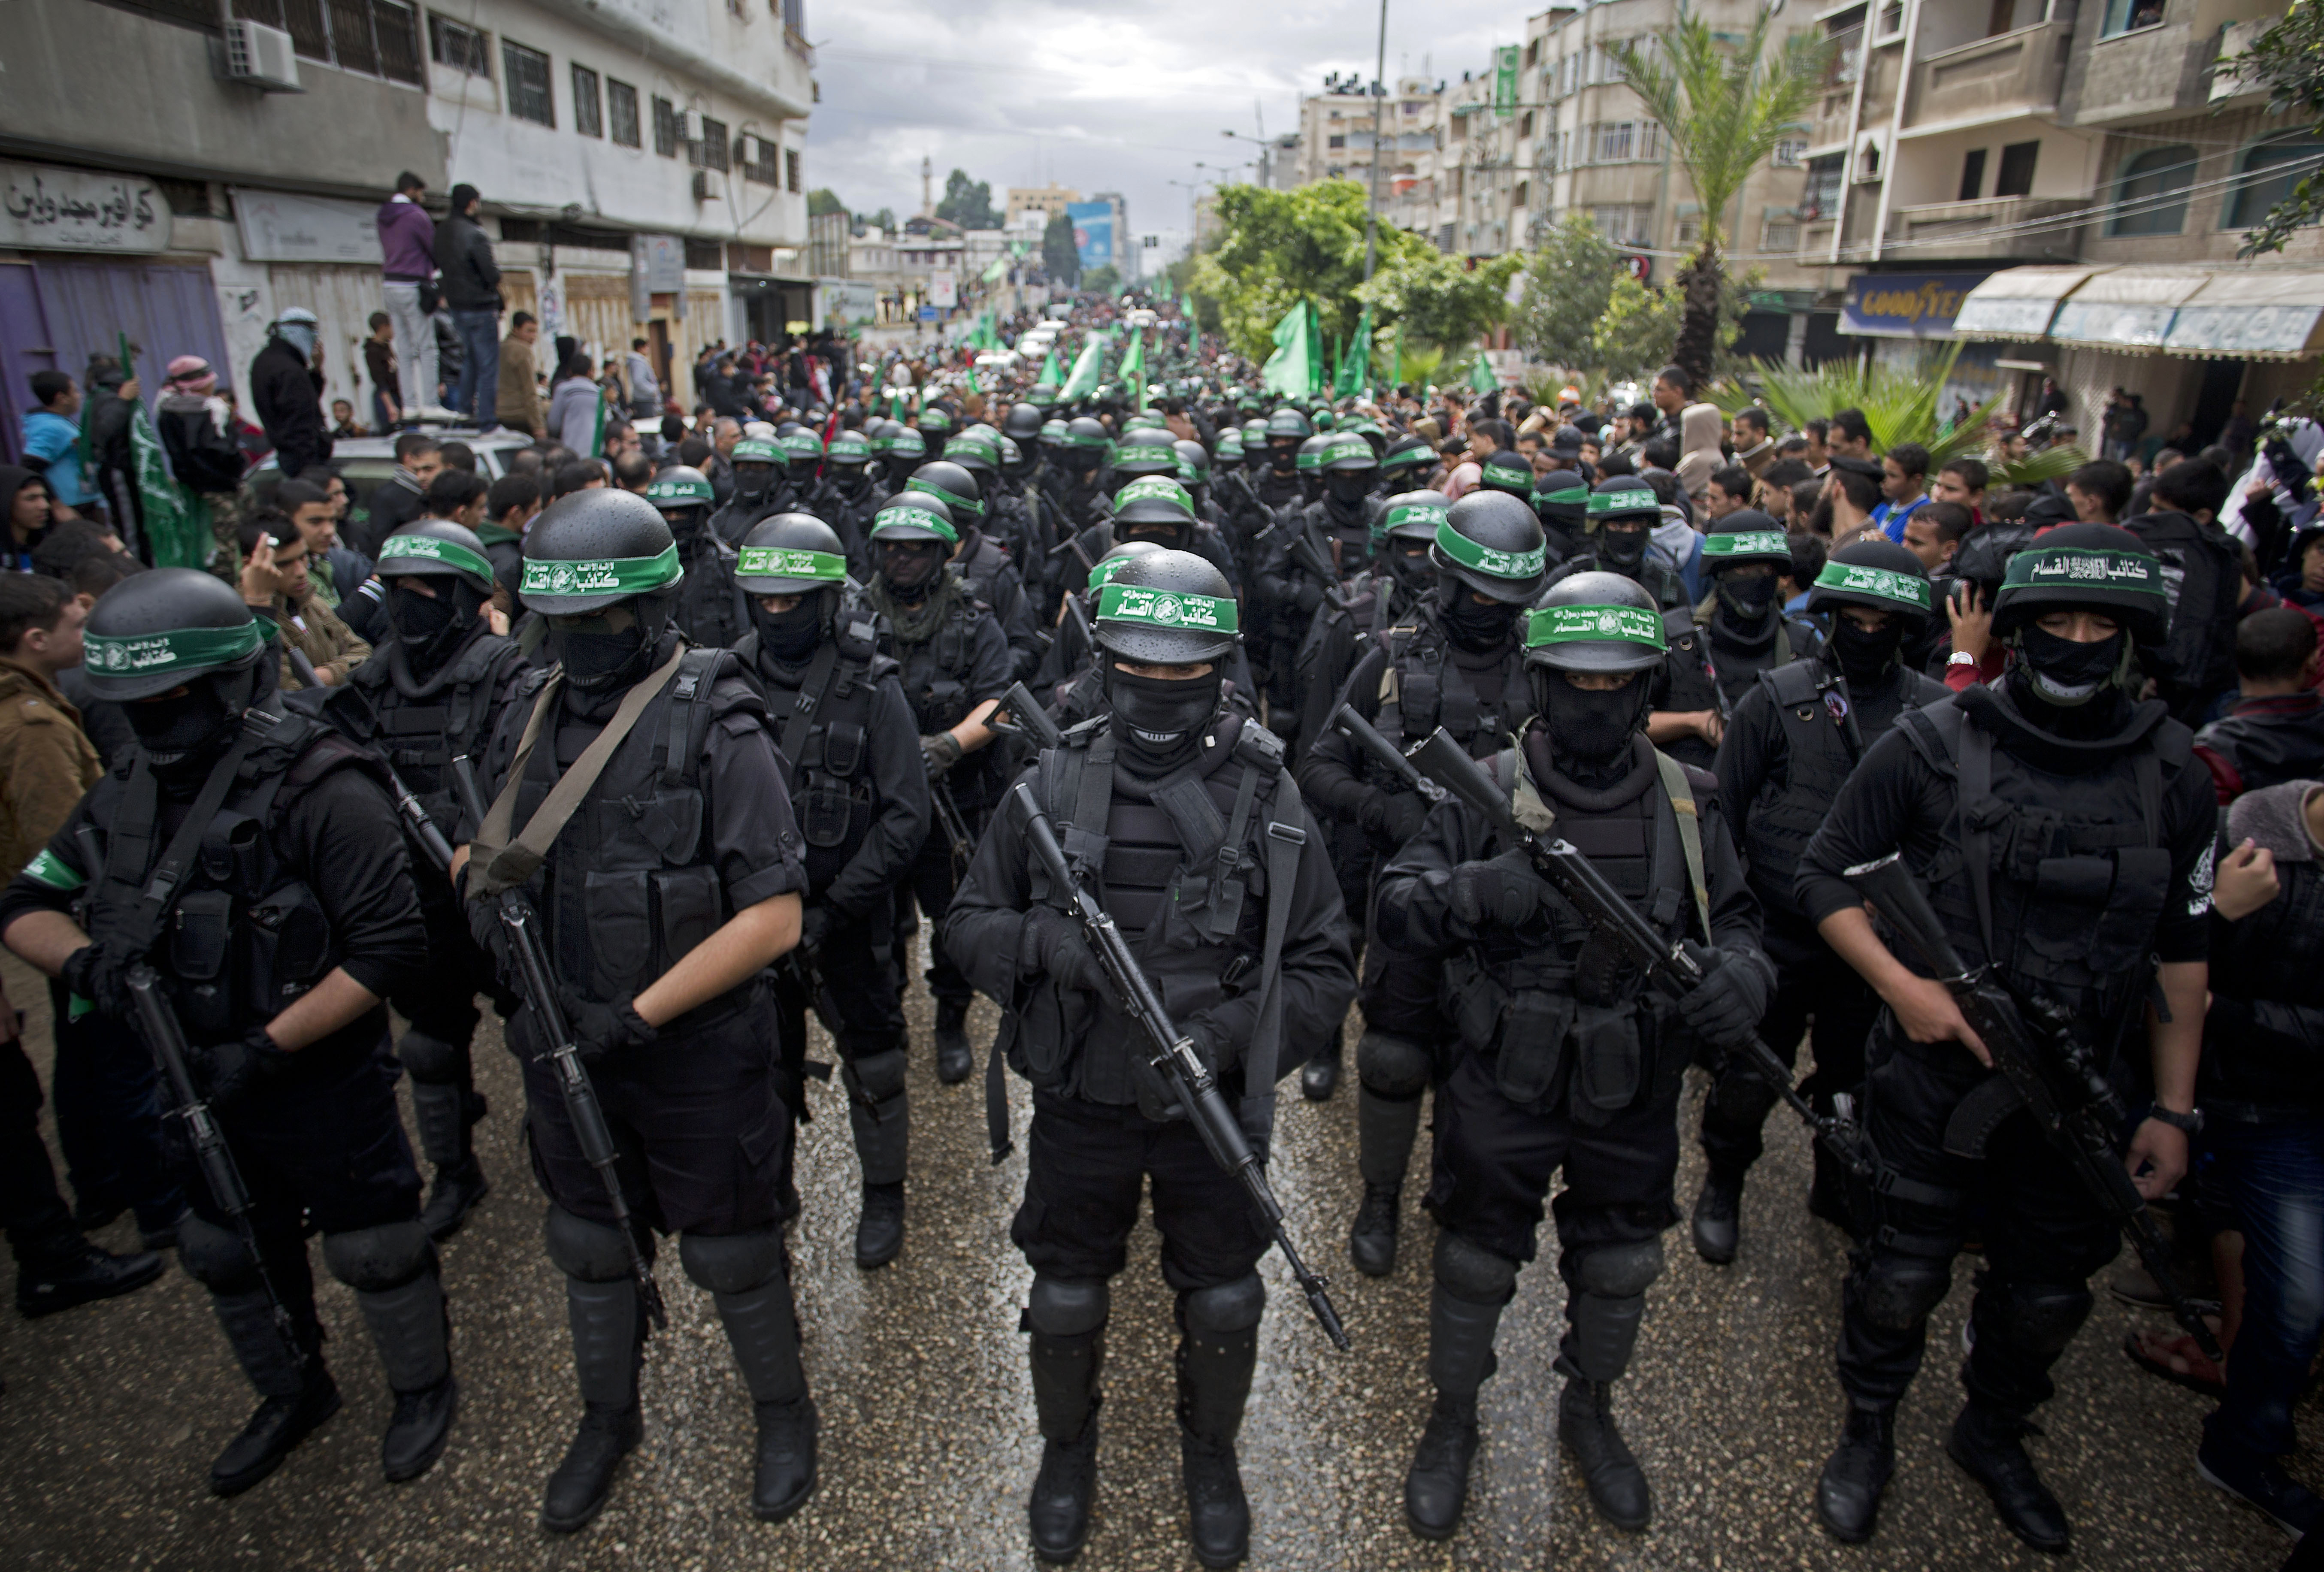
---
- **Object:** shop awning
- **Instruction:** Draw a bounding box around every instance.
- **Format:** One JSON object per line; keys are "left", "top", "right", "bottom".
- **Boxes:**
{"left": 2163, "top": 268, "right": 2324, "bottom": 360}
{"left": 1952, "top": 266, "right": 2105, "bottom": 341}
{"left": 2049, "top": 266, "right": 2212, "bottom": 350}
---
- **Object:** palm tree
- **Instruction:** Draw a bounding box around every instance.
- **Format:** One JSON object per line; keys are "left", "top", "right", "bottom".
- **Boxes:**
{"left": 1610, "top": 13, "right": 1827, "bottom": 393}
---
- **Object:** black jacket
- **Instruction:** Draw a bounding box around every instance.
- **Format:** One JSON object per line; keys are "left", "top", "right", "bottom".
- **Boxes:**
{"left": 433, "top": 212, "right": 502, "bottom": 312}
{"left": 249, "top": 337, "right": 331, "bottom": 481}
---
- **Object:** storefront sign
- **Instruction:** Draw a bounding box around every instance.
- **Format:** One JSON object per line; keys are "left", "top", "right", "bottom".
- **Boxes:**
{"left": 635, "top": 234, "right": 686, "bottom": 291}
{"left": 0, "top": 162, "right": 169, "bottom": 254}
{"left": 1841, "top": 270, "right": 1991, "bottom": 338}
{"left": 233, "top": 189, "right": 381, "bottom": 264}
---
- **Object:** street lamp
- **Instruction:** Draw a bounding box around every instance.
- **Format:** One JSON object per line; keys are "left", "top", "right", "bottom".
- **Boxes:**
{"left": 1220, "top": 129, "right": 1275, "bottom": 187}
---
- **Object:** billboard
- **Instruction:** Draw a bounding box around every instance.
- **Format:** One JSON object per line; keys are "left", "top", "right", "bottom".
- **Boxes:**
{"left": 1067, "top": 201, "right": 1114, "bottom": 272}
{"left": 1841, "top": 270, "right": 1991, "bottom": 338}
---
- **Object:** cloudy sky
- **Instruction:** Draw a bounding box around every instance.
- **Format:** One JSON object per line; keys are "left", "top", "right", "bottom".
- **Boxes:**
{"left": 803, "top": 0, "right": 1513, "bottom": 248}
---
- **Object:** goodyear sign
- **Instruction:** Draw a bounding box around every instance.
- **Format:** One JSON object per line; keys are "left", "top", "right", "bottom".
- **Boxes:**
{"left": 1840, "top": 271, "right": 1991, "bottom": 339}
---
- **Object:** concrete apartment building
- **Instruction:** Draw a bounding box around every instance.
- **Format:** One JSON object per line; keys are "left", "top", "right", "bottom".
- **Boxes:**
{"left": 0, "top": 0, "right": 813, "bottom": 462}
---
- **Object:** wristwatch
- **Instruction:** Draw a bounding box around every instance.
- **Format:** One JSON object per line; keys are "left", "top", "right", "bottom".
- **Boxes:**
{"left": 1946, "top": 650, "right": 1981, "bottom": 668}
{"left": 2145, "top": 1103, "right": 2203, "bottom": 1135}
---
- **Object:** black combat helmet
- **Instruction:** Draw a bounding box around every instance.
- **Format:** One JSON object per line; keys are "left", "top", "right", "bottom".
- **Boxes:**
{"left": 1521, "top": 569, "right": 1668, "bottom": 675}
{"left": 1477, "top": 449, "right": 1533, "bottom": 499}
{"left": 644, "top": 465, "right": 716, "bottom": 535}
{"left": 1432, "top": 490, "right": 1550, "bottom": 605}
{"left": 1091, "top": 547, "right": 1240, "bottom": 665}
{"left": 373, "top": 517, "right": 498, "bottom": 597}
{"left": 1112, "top": 475, "right": 1198, "bottom": 550}
{"left": 1990, "top": 520, "right": 2168, "bottom": 645}
{"left": 905, "top": 460, "right": 984, "bottom": 523}
{"left": 517, "top": 487, "right": 684, "bottom": 618}
{"left": 1112, "top": 426, "right": 1180, "bottom": 479}
{"left": 1807, "top": 536, "right": 1934, "bottom": 628}
{"left": 80, "top": 567, "right": 270, "bottom": 704}
{"left": 735, "top": 512, "right": 851, "bottom": 599}
{"left": 1003, "top": 402, "right": 1044, "bottom": 441}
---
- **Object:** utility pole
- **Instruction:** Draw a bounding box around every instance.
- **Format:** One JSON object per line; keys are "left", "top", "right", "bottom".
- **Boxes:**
{"left": 1362, "top": 0, "right": 1389, "bottom": 284}
{"left": 920, "top": 156, "right": 932, "bottom": 218}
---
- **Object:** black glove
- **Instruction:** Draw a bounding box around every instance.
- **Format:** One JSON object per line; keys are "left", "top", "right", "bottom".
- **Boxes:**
{"left": 797, "top": 905, "right": 835, "bottom": 958}
{"left": 1020, "top": 907, "right": 1108, "bottom": 996}
{"left": 1679, "top": 946, "right": 1773, "bottom": 1051}
{"left": 60, "top": 943, "right": 130, "bottom": 1022}
{"left": 1377, "top": 789, "right": 1428, "bottom": 846}
{"left": 554, "top": 985, "right": 656, "bottom": 1063}
{"left": 921, "top": 731, "right": 964, "bottom": 777}
{"left": 187, "top": 1029, "right": 291, "bottom": 1110}
{"left": 1448, "top": 850, "right": 1542, "bottom": 930}
{"left": 460, "top": 868, "right": 511, "bottom": 972}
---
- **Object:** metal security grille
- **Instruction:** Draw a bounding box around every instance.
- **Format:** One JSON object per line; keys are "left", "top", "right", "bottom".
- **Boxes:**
{"left": 503, "top": 39, "right": 554, "bottom": 127}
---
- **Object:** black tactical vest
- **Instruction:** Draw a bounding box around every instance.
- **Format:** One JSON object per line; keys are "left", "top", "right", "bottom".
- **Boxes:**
{"left": 737, "top": 610, "right": 893, "bottom": 892}
{"left": 671, "top": 530, "right": 750, "bottom": 650}
{"left": 1376, "top": 613, "right": 1529, "bottom": 759}
{"left": 892, "top": 582, "right": 985, "bottom": 736}
{"left": 506, "top": 648, "right": 746, "bottom": 1010}
{"left": 349, "top": 628, "right": 524, "bottom": 825}
{"left": 85, "top": 709, "right": 369, "bottom": 1039}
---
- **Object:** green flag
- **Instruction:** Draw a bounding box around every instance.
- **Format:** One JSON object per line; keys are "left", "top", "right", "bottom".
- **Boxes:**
{"left": 1119, "top": 326, "right": 1146, "bottom": 408}
{"left": 968, "top": 367, "right": 982, "bottom": 396}
{"left": 1061, "top": 330, "right": 1109, "bottom": 400}
{"left": 1259, "top": 301, "right": 1319, "bottom": 398}
{"left": 1180, "top": 291, "right": 1195, "bottom": 319}
{"left": 1039, "top": 350, "right": 1064, "bottom": 386}
{"left": 1468, "top": 351, "right": 1497, "bottom": 393}
{"left": 1338, "top": 306, "right": 1373, "bottom": 399}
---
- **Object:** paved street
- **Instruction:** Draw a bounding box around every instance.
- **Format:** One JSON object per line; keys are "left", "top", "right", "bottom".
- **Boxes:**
{"left": 0, "top": 946, "right": 2301, "bottom": 1572}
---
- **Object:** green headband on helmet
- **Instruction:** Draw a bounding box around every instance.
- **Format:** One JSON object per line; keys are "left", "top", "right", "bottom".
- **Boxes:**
{"left": 1065, "top": 426, "right": 1108, "bottom": 451}
{"left": 919, "top": 409, "right": 953, "bottom": 432}
{"left": 646, "top": 473, "right": 716, "bottom": 507}
{"left": 870, "top": 500, "right": 959, "bottom": 544}
{"left": 905, "top": 475, "right": 983, "bottom": 520}
{"left": 1435, "top": 516, "right": 1545, "bottom": 579}
{"left": 1086, "top": 553, "right": 1144, "bottom": 591}
{"left": 736, "top": 546, "right": 847, "bottom": 582}
{"left": 1533, "top": 481, "right": 1590, "bottom": 508}
{"left": 1814, "top": 559, "right": 1931, "bottom": 611}
{"left": 2001, "top": 545, "right": 2165, "bottom": 601}
{"left": 731, "top": 438, "right": 781, "bottom": 464}
{"left": 520, "top": 544, "right": 684, "bottom": 599}
{"left": 1701, "top": 531, "right": 1791, "bottom": 562}
{"left": 781, "top": 429, "right": 824, "bottom": 458}
{"left": 1383, "top": 497, "right": 1448, "bottom": 534}
{"left": 377, "top": 532, "right": 496, "bottom": 583}
{"left": 1115, "top": 475, "right": 1194, "bottom": 517}
{"left": 1480, "top": 458, "right": 1531, "bottom": 492}
{"left": 1524, "top": 602, "right": 1668, "bottom": 652}
{"left": 890, "top": 429, "right": 927, "bottom": 457}
{"left": 1094, "top": 582, "right": 1238, "bottom": 635}
{"left": 82, "top": 621, "right": 266, "bottom": 681}
{"left": 1587, "top": 489, "right": 1658, "bottom": 518}
{"left": 828, "top": 432, "right": 871, "bottom": 461}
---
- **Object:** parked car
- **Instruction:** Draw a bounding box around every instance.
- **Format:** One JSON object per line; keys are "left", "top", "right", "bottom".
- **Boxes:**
{"left": 243, "top": 424, "right": 537, "bottom": 527}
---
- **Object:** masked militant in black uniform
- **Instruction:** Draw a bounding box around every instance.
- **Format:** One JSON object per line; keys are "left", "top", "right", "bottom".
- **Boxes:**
{"left": 710, "top": 437, "right": 786, "bottom": 547}
{"left": 1374, "top": 571, "right": 1770, "bottom": 1544}
{"left": 646, "top": 466, "right": 750, "bottom": 652}
{"left": 819, "top": 427, "right": 884, "bottom": 568}
{"left": 1543, "top": 479, "right": 1690, "bottom": 612}
{"left": 943, "top": 547, "right": 1354, "bottom": 1569}
{"left": 1691, "top": 539, "right": 1947, "bottom": 1265}
{"left": 458, "top": 489, "right": 817, "bottom": 1532}
{"left": 1290, "top": 489, "right": 1445, "bottom": 757}
{"left": 1794, "top": 523, "right": 2212, "bottom": 1554}
{"left": 0, "top": 569, "right": 454, "bottom": 1496}
{"left": 906, "top": 459, "right": 1044, "bottom": 682}
{"left": 731, "top": 512, "right": 931, "bottom": 1268}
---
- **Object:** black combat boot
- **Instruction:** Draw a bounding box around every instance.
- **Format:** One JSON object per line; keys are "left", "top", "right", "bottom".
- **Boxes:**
{"left": 14, "top": 1236, "right": 163, "bottom": 1319}
{"left": 1947, "top": 1402, "right": 2070, "bottom": 1554}
{"left": 1558, "top": 1377, "right": 1651, "bottom": 1530}
{"left": 1404, "top": 1275, "right": 1505, "bottom": 1540}
{"left": 420, "top": 1157, "right": 490, "bottom": 1242}
{"left": 354, "top": 1264, "right": 457, "bottom": 1482}
{"left": 1028, "top": 1324, "right": 1103, "bottom": 1562}
{"left": 1347, "top": 1183, "right": 1399, "bottom": 1278}
{"left": 412, "top": 1080, "right": 489, "bottom": 1241}
{"left": 935, "top": 998, "right": 974, "bottom": 1084}
{"left": 1690, "top": 1170, "right": 1742, "bottom": 1265}
{"left": 541, "top": 1276, "right": 643, "bottom": 1533}
{"left": 1299, "top": 1040, "right": 1340, "bottom": 1101}
{"left": 848, "top": 1074, "right": 909, "bottom": 1270}
{"left": 751, "top": 1396, "right": 819, "bottom": 1522}
{"left": 855, "top": 1182, "right": 905, "bottom": 1270}
{"left": 702, "top": 1249, "right": 816, "bottom": 1521}
{"left": 207, "top": 1291, "right": 339, "bottom": 1496}
{"left": 1816, "top": 1401, "right": 1895, "bottom": 1543}
{"left": 1176, "top": 1285, "right": 1260, "bottom": 1569}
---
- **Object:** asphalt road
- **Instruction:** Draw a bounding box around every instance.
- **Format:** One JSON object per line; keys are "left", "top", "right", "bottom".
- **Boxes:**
{"left": 0, "top": 944, "right": 2303, "bottom": 1571}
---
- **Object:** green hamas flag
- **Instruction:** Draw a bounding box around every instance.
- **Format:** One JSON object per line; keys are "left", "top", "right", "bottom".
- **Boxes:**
{"left": 1337, "top": 305, "right": 1372, "bottom": 399}
{"left": 1061, "top": 331, "right": 1109, "bottom": 400}
{"left": 1119, "top": 326, "right": 1146, "bottom": 408}
{"left": 587, "top": 382, "right": 608, "bottom": 458}
{"left": 1260, "top": 300, "right": 1320, "bottom": 398}
{"left": 130, "top": 396, "right": 206, "bottom": 570}
{"left": 1468, "top": 352, "right": 1497, "bottom": 393}
{"left": 1040, "top": 350, "right": 1064, "bottom": 387}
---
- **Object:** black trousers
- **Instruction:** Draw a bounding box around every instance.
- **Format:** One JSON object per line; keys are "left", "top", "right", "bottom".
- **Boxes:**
{"left": 1698, "top": 911, "right": 1878, "bottom": 1181}
{"left": 0, "top": 1035, "right": 80, "bottom": 1264}
{"left": 1836, "top": 1022, "right": 2121, "bottom": 1412}
{"left": 1012, "top": 1089, "right": 1268, "bottom": 1292}
{"left": 902, "top": 798, "right": 989, "bottom": 1007}
{"left": 772, "top": 896, "right": 905, "bottom": 1068}
{"left": 1424, "top": 1052, "right": 1681, "bottom": 1268}
{"left": 47, "top": 979, "right": 181, "bottom": 1230}
{"left": 517, "top": 995, "right": 790, "bottom": 1238}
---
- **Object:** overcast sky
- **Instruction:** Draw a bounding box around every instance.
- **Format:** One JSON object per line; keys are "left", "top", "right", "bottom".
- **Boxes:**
{"left": 803, "top": 0, "right": 1514, "bottom": 248}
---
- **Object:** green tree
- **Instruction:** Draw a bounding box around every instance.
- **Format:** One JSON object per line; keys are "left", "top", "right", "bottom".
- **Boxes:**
{"left": 2233, "top": 4, "right": 2324, "bottom": 255}
{"left": 1190, "top": 179, "right": 1443, "bottom": 361}
{"left": 1082, "top": 263, "right": 1122, "bottom": 296}
{"left": 806, "top": 187, "right": 847, "bottom": 218}
{"left": 1360, "top": 247, "right": 1522, "bottom": 354}
{"left": 1609, "top": 13, "right": 1827, "bottom": 392}
{"left": 1591, "top": 269, "right": 1758, "bottom": 382}
{"left": 1041, "top": 210, "right": 1080, "bottom": 285}
{"left": 935, "top": 169, "right": 999, "bottom": 230}
{"left": 859, "top": 206, "right": 899, "bottom": 235}
{"left": 1512, "top": 215, "right": 1623, "bottom": 371}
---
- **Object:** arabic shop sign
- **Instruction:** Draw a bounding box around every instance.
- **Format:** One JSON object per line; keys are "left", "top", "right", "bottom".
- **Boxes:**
{"left": 0, "top": 162, "right": 170, "bottom": 254}
{"left": 1841, "top": 270, "right": 1991, "bottom": 338}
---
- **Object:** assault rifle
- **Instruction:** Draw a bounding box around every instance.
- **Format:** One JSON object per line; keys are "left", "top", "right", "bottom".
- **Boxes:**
{"left": 932, "top": 782, "right": 978, "bottom": 881}
{"left": 1330, "top": 702, "right": 1446, "bottom": 806}
{"left": 1843, "top": 852, "right": 2222, "bottom": 1361}
{"left": 991, "top": 681, "right": 1065, "bottom": 752}
{"left": 448, "top": 755, "right": 667, "bottom": 1331}
{"left": 1401, "top": 724, "right": 1875, "bottom": 1182}
{"left": 1007, "top": 780, "right": 1350, "bottom": 1351}
{"left": 280, "top": 647, "right": 454, "bottom": 874}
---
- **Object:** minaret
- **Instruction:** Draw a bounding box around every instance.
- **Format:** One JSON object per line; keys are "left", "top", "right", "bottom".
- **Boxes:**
{"left": 920, "top": 156, "right": 932, "bottom": 217}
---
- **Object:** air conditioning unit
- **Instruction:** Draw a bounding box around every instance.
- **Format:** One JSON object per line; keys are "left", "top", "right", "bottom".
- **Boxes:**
{"left": 737, "top": 133, "right": 760, "bottom": 164}
{"left": 224, "top": 20, "right": 303, "bottom": 92}
{"left": 681, "top": 109, "right": 706, "bottom": 143}
{"left": 692, "top": 171, "right": 718, "bottom": 203}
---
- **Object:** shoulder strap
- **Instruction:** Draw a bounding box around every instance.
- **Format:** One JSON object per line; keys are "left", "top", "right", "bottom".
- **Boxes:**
{"left": 111, "top": 724, "right": 263, "bottom": 958}
{"left": 657, "top": 646, "right": 731, "bottom": 788}
{"left": 1762, "top": 659, "right": 1821, "bottom": 708}
{"left": 1062, "top": 728, "right": 1115, "bottom": 880}
{"left": 777, "top": 640, "right": 844, "bottom": 767}
{"left": 1239, "top": 766, "right": 1308, "bottom": 1149}
{"left": 1957, "top": 715, "right": 1999, "bottom": 959}
{"left": 1651, "top": 748, "right": 1712, "bottom": 938}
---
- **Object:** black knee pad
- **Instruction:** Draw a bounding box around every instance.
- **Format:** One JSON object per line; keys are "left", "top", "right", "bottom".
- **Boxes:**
{"left": 396, "top": 1028, "right": 463, "bottom": 1083}
{"left": 1571, "top": 1238, "right": 1664, "bottom": 1299}
{"left": 321, "top": 1220, "right": 434, "bottom": 1292}
{"left": 843, "top": 1046, "right": 909, "bottom": 1105}
{"left": 1434, "top": 1231, "right": 1519, "bottom": 1306}
{"left": 1858, "top": 1254, "right": 1952, "bottom": 1333}
{"left": 178, "top": 1214, "right": 260, "bottom": 1294}
{"left": 1180, "top": 1273, "right": 1265, "bottom": 1336}
{"left": 679, "top": 1228, "right": 787, "bottom": 1295}
{"left": 1356, "top": 1028, "right": 1432, "bottom": 1097}
{"left": 1981, "top": 1279, "right": 2093, "bottom": 1358}
{"left": 1026, "top": 1273, "right": 1109, "bottom": 1337}
{"left": 544, "top": 1204, "right": 638, "bottom": 1283}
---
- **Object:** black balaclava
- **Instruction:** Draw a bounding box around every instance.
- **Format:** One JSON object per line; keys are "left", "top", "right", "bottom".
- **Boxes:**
{"left": 1268, "top": 439, "right": 1298, "bottom": 475}
{"left": 1437, "top": 587, "right": 1522, "bottom": 654}
{"left": 734, "top": 463, "right": 777, "bottom": 504}
{"left": 1104, "top": 663, "right": 1222, "bottom": 776}
{"left": 387, "top": 580, "right": 478, "bottom": 675}
{"left": 129, "top": 666, "right": 254, "bottom": 789}
{"left": 1595, "top": 519, "right": 1650, "bottom": 574}
{"left": 750, "top": 590, "right": 829, "bottom": 666}
{"left": 662, "top": 504, "right": 709, "bottom": 543}
{"left": 878, "top": 540, "right": 947, "bottom": 604}
{"left": 1325, "top": 469, "right": 1372, "bottom": 506}
{"left": 1531, "top": 668, "right": 1648, "bottom": 782}
{"left": 2009, "top": 625, "right": 2130, "bottom": 730}
{"left": 1715, "top": 569, "right": 1780, "bottom": 624}
{"left": 1827, "top": 614, "right": 1906, "bottom": 687}
{"left": 556, "top": 595, "right": 667, "bottom": 695}
{"left": 1383, "top": 540, "right": 1434, "bottom": 603}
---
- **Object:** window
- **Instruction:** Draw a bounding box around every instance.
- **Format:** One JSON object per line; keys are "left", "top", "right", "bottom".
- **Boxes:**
{"left": 1994, "top": 139, "right": 2039, "bottom": 197}
{"left": 428, "top": 12, "right": 490, "bottom": 75}
{"left": 1959, "top": 148, "right": 1987, "bottom": 201}
{"left": 741, "top": 135, "right": 777, "bottom": 184}
{"left": 236, "top": 0, "right": 422, "bottom": 81}
{"left": 1595, "top": 121, "right": 1634, "bottom": 162}
{"left": 1773, "top": 138, "right": 1807, "bottom": 167}
{"left": 1328, "top": 135, "right": 1346, "bottom": 149}
{"left": 685, "top": 116, "right": 729, "bottom": 172}
{"left": 570, "top": 63, "right": 602, "bottom": 136}
{"left": 785, "top": 148, "right": 802, "bottom": 192}
{"left": 1588, "top": 204, "right": 1649, "bottom": 244}
{"left": 653, "top": 95, "right": 679, "bottom": 157}
{"left": 608, "top": 79, "right": 640, "bottom": 147}
{"left": 2109, "top": 144, "right": 2194, "bottom": 234}
{"left": 502, "top": 39, "right": 553, "bottom": 125}
{"left": 1676, "top": 206, "right": 1703, "bottom": 247}
{"left": 2226, "top": 134, "right": 2324, "bottom": 229}
{"left": 1519, "top": 111, "right": 1534, "bottom": 139}
{"left": 1800, "top": 153, "right": 1843, "bottom": 219}
{"left": 2100, "top": 0, "right": 2167, "bottom": 38}
{"left": 1761, "top": 210, "right": 1801, "bottom": 251}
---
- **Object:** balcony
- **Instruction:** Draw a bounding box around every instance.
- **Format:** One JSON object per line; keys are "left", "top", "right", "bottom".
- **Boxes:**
{"left": 1903, "top": 20, "right": 2072, "bottom": 136}
{"left": 1885, "top": 194, "right": 2090, "bottom": 260}
{"left": 2067, "top": 6, "right": 2269, "bottom": 126}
